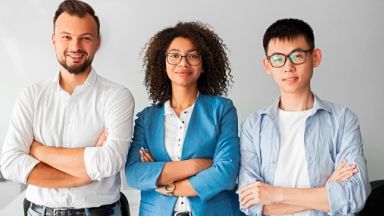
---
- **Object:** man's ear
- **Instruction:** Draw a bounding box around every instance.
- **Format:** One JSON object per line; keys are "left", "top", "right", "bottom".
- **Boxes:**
{"left": 51, "top": 33, "right": 55, "bottom": 46}
{"left": 96, "top": 36, "right": 101, "bottom": 51}
{"left": 312, "top": 48, "right": 322, "bottom": 68}
{"left": 262, "top": 58, "right": 272, "bottom": 75}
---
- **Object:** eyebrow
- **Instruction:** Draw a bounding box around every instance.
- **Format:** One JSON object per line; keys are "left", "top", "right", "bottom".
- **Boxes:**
{"left": 268, "top": 48, "right": 309, "bottom": 56}
{"left": 167, "top": 49, "right": 199, "bottom": 53}
{"left": 57, "top": 31, "right": 95, "bottom": 37}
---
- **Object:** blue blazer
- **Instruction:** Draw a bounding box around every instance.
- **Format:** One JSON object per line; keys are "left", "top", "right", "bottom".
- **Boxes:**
{"left": 125, "top": 94, "right": 243, "bottom": 216}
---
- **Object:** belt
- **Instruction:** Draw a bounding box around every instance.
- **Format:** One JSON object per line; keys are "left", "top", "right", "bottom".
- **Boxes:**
{"left": 30, "top": 202, "right": 117, "bottom": 216}
{"left": 173, "top": 211, "right": 192, "bottom": 216}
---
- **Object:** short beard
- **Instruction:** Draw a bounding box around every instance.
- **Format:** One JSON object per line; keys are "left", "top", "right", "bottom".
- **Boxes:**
{"left": 58, "top": 58, "right": 93, "bottom": 75}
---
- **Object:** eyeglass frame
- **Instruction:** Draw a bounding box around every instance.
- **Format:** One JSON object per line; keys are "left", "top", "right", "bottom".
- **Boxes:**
{"left": 266, "top": 48, "right": 313, "bottom": 68}
{"left": 165, "top": 52, "right": 202, "bottom": 66}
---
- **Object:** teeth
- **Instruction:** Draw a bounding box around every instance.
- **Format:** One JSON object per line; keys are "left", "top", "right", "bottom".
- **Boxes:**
{"left": 68, "top": 54, "right": 84, "bottom": 58}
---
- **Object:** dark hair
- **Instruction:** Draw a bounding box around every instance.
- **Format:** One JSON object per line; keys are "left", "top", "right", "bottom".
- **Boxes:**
{"left": 263, "top": 18, "right": 315, "bottom": 55}
{"left": 143, "top": 21, "right": 232, "bottom": 105}
{"left": 53, "top": 0, "right": 100, "bottom": 36}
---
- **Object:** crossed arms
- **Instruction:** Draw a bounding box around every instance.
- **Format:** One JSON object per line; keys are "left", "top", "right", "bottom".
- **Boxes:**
{"left": 0, "top": 87, "right": 134, "bottom": 188}
{"left": 239, "top": 161, "right": 358, "bottom": 215}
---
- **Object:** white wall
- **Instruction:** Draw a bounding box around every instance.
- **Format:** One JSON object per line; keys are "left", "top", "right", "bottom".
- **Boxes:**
{"left": 1, "top": 0, "right": 383, "bottom": 209}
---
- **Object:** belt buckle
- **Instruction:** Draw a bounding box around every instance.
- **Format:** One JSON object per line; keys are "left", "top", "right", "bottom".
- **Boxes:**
{"left": 53, "top": 208, "right": 67, "bottom": 216}
{"left": 174, "top": 211, "right": 191, "bottom": 216}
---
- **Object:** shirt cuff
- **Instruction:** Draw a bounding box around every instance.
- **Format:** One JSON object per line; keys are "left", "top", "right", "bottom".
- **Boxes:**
{"left": 326, "top": 181, "right": 348, "bottom": 215}
{"left": 83, "top": 147, "right": 101, "bottom": 181}
{"left": 240, "top": 204, "right": 263, "bottom": 216}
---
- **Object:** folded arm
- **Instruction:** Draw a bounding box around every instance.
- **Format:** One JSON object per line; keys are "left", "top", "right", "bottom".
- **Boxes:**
{"left": 239, "top": 160, "right": 359, "bottom": 215}
{"left": 27, "top": 162, "right": 91, "bottom": 188}
{"left": 140, "top": 148, "right": 212, "bottom": 186}
{"left": 30, "top": 88, "right": 134, "bottom": 181}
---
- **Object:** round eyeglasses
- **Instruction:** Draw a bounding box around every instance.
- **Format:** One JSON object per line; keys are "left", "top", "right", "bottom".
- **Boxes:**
{"left": 166, "top": 52, "right": 202, "bottom": 66}
{"left": 267, "top": 48, "right": 313, "bottom": 68}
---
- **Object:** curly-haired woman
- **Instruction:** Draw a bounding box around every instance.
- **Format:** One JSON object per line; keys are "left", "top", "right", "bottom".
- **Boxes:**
{"left": 125, "top": 22, "right": 243, "bottom": 216}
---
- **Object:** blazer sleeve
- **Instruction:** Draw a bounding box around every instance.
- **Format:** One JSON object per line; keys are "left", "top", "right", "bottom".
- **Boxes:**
{"left": 189, "top": 100, "right": 240, "bottom": 201}
{"left": 125, "top": 109, "right": 166, "bottom": 190}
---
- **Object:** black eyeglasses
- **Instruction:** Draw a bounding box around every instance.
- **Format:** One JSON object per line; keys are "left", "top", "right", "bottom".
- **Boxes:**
{"left": 267, "top": 48, "right": 313, "bottom": 68}
{"left": 166, "top": 52, "right": 201, "bottom": 66}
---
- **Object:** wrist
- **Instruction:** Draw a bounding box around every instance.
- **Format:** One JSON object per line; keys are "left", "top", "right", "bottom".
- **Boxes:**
{"left": 164, "top": 182, "right": 176, "bottom": 196}
{"left": 275, "top": 186, "right": 285, "bottom": 203}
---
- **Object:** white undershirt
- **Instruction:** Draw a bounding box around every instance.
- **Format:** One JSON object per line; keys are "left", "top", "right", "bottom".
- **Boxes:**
{"left": 164, "top": 100, "right": 194, "bottom": 212}
{"left": 273, "top": 109, "right": 312, "bottom": 216}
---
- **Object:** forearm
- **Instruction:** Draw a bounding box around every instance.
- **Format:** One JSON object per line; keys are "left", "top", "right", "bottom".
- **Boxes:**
{"left": 263, "top": 203, "right": 309, "bottom": 215}
{"left": 157, "top": 159, "right": 207, "bottom": 185}
{"left": 32, "top": 145, "right": 89, "bottom": 179}
{"left": 278, "top": 186, "right": 330, "bottom": 212}
{"left": 27, "top": 162, "right": 91, "bottom": 188}
{"left": 172, "top": 179, "right": 198, "bottom": 197}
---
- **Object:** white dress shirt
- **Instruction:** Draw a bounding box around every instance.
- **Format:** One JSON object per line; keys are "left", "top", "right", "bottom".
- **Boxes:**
{"left": 164, "top": 100, "right": 195, "bottom": 212}
{"left": 0, "top": 69, "right": 135, "bottom": 208}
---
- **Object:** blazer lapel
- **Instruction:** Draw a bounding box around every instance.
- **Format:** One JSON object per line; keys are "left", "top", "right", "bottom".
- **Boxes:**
{"left": 181, "top": 94, "right": 215, "bottom": 159}
{"left": 147, "top": 105, "right": 171, "bottom": 161}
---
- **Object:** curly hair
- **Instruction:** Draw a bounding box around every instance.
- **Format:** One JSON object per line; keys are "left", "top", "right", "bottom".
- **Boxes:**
{"left": 143, "top": 21, "right": 232, "bottom": 105}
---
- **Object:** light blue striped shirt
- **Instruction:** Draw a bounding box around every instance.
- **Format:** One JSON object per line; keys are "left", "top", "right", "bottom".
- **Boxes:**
{"left": 238, "top": 95, "right": 370, "bottom": 216}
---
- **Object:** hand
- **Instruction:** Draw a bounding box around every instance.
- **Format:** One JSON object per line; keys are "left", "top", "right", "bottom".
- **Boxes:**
{"left": 155, "top": 185, "right": 168, "bottom": 195}
{"left": 30, "top": 140, "right": 44, "bottom": 158}
{"left": 239, "top": 181, "right": 282, "bottom": 208}
{"left": 328, "top": 159, "right": 358, "bottom": 183}
{"left": 95, "top": 130, "right": 108, "bottom": 147}
{"left": 140, "top": 147, "right": 154, "bottom": 162}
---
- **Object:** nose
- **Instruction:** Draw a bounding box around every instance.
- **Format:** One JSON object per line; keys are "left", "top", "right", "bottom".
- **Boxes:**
{"left": 178, "top": 56, "right": 190, "bottom": 66}
{"left": 283, "top": 58, "right": 295, "bottom": 73}
{"left": 69, "top": 38, "right": 80, "bottom": 50}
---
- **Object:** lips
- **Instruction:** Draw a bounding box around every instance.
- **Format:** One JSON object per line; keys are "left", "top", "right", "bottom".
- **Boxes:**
{"left": 283, "top": 77, "right": 298, "bottom": 82}
{"left": 175, "top": 71, "right": 192, "bottom": 76}
{"left": 66, "top": 51, "right": 87, "bottom": 62}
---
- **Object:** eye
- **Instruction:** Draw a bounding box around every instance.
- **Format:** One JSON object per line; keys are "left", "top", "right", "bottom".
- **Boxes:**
{"left": 168, "top": 53, "right": 181, "bottom": 59}
{"left": 187, "top": 54, "right": 200, "bottom": 59}
{"left": 291, "top": 52, "right": 305, "bottom": 59}
{"left": 271, "top": 54, "right": 284, "bottom": 63}
{"left": 61, "top": 35, "right": 71, "bottom": 40}
{"left": 81, "top": 36, "right": 93, "bottom": 41}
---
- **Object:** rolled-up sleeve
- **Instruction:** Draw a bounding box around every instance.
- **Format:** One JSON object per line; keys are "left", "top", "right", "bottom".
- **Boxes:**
{"left": 326, "top": 109, "right": 370, "bottom": 215}
{"left": 1, "top": 87, "right": 40, "bottom": 183}
{"left": 238, "top": 113, "right": 264, "bottom": 216}
{"left": 84, "top": 88, "right": 135, "bottom": 181}
{"left": 125, "top": 110, "right": 167, "bottom": 190}
{"left": 188, "top": 100, "right": 240, "bottom": 201}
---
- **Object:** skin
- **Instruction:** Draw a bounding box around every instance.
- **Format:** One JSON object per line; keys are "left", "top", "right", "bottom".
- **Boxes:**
{"left": 238, "top": 36, "right": 358, "bottom": 214}
{"left": 26, "top": 12, "right": 101, "bottom": 188}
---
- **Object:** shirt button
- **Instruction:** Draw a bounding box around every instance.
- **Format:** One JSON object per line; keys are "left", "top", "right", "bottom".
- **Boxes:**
{"left": 182, "top": 121, "right": 185, "bottom": 123}
{"left": 184, "top": 111, "right": 187, "bottom": 114}
{"left": 272, "top": 160, "right": 276, "bottom": 164}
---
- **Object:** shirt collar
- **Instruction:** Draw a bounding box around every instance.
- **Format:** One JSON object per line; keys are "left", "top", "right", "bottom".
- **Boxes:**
{"left": 163, "top": 92, "right": 199, "bottom": 116}
{"left": 260, "top": 93, "right": 332, "bottom": 119}
{"left": 52, "top": 68, "right": 97, "bottom": 92}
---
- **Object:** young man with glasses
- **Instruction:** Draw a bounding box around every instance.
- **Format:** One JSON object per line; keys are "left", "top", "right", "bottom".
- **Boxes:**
{"left": 0, "top": 0, "right": 134, "bottom": 215}
{"left": 238, "top": 18, "right": 370, "bottom": 215}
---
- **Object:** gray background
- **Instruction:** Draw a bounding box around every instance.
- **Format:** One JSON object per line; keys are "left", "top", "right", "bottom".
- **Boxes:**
{"left": 1, "top": 0, "right": 383, "bottom": 212}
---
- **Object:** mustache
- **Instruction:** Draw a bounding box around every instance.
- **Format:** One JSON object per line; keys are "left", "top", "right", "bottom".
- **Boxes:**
{"left": 65, "top": 50, "right": 87, "bottom": 55}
